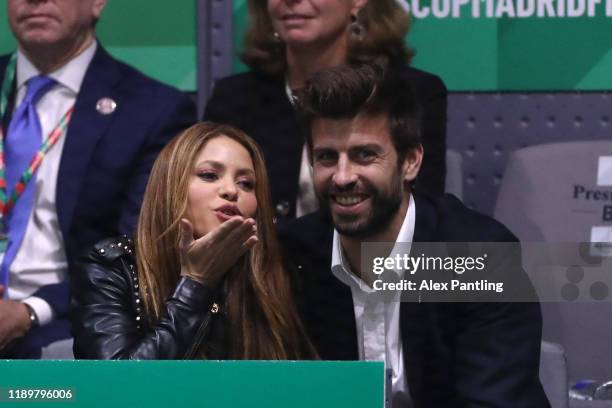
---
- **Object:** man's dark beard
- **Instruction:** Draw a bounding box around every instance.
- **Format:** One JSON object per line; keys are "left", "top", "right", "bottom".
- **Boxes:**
{"left": 318, "top": 170, "right": 404, "bottom": 239}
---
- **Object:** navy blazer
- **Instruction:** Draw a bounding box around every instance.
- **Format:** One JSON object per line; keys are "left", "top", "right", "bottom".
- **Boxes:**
{"left": 204, "top": 66, "right": 447, "bottom": 221}
{"left": 0, "top": 45, "right": 195, "bottom": 325}
{"left": 279, "top": 193, "right": 549, "bottom": 407}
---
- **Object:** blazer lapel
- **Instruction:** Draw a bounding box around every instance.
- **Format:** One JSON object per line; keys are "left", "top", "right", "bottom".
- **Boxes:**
{"left": 0, "top": 56, "right": 16, "bottom": 132}
{"left": 412, "top": 192, "right": 438, "bottom": 243}
{"left": 249, "top": 74, "right": 305, "bottom": 214}
{"left": 56, "top": 46, "right": 122, "bottom": 239}
{"left": 400, "top": 192, "right": 439, "bottom": 402}
{"left": 0, "top": 56, "right": 8, "bottom": 80}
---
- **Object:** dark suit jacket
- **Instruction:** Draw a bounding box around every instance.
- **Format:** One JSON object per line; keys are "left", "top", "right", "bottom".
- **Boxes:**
{"left": 204, "top": 66, "right": 447, "bottom": 220}
{"left": 0, "top": 45, "right": 195, "bottom": 355}
{"left": 279, "top": 193, "right": 549, "bottom": 407}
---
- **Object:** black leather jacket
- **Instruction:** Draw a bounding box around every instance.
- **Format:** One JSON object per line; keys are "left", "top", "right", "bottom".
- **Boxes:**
{"left": 70, "top": 236, "right": 225, "bottom": 359}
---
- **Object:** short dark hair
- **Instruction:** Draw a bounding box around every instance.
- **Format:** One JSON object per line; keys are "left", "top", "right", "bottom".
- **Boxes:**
{"left": 296, "top": 63, "right": 422, "bottom": 161}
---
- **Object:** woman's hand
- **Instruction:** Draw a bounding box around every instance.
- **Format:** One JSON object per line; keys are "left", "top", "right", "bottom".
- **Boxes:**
{"left": 178, "top": 217, "right": 258, "bottom": 288}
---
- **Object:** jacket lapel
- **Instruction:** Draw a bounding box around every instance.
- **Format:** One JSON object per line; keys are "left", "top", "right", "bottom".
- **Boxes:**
{"left": 249, "top": 74, "right": 305, "bottom": 215}
{"left": 412, "top": 192, "right": 438, "bottom": 243}
{"left": 0, "top": 55, "right": 8, "bottom": 81}
{"left": 56, "top": 46, "right": 121, "bottom": 239}
{"left": 400, "top": 192, "right": 439, "bottom": 402}
{"left": 0, "top": 55, "right": 16, "bottom": 133}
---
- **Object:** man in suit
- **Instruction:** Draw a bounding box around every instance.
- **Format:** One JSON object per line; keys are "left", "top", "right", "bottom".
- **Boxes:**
{"left": 0, "top": 0, "right": 195, "bottom": 358}
{"left": 280, "top": 64, "right": 549, "bottom": 407}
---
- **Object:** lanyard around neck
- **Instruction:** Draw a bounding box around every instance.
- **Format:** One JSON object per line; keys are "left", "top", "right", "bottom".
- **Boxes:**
{"left": 0, "top": 52, "right": 74, "bottom": 221}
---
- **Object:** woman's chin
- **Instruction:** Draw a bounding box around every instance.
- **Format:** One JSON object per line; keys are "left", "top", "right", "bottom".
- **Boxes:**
{"left": 283, "top": 32, "right": 320, "bottom": 47}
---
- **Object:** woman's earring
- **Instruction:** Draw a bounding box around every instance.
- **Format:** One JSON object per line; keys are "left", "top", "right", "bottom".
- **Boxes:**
{"left": 273, "top": 31, "right": 282, "bottom": 43}
{"left": 350, "top": 14, "right": 366, "bottom": 40}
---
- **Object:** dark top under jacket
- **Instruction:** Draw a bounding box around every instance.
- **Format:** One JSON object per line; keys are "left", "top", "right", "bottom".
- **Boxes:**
{"left": 278, "top": 193, "right": 550, "bottom": 408}
{"left": 204, "top": 66, "right": 447, "bottom": 220}
{"left": 70, "top": 236, "right": 225, "bottom": 360}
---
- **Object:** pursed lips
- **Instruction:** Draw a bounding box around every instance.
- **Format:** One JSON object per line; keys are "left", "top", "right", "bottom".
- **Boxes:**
{"left": 215, "top": 205, "right": 242, "bottom": 216}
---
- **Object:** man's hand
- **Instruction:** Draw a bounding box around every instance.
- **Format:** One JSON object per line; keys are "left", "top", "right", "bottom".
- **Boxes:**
{"left": 179, "top": 217, "right": 258, "bottom": 288}
{"left": 0, "top": 300, "right": 32, "bottom": 351}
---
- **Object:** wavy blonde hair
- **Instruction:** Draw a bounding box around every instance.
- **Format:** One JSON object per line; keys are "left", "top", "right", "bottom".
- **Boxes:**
{"left": 242, "top": 0, "right": 414, "bottom": 75}
{"left": 136, "top": 122, "right": 312, "bottom": 359}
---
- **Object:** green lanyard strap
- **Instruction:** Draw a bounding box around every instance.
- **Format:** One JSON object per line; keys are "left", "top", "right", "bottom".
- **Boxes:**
{"left": 0, "top": 52, "right": 74, "bottom": 225}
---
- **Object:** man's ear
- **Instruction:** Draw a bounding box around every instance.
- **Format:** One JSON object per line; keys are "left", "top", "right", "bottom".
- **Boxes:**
{"left": 92, "top": 0, "right": 107, "bottom": 19}
{"left": 401, "top": 145, "right": 423, "bottom": 183}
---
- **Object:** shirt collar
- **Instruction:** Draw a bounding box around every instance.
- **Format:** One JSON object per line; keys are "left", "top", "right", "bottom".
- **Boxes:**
{"left": 16, "top": 40, "right": 97, "bottom": 95}
{"left": 331, "top": 193, "right": 416, "bottom": 290}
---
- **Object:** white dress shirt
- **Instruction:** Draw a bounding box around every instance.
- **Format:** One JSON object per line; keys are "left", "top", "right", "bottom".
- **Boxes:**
{"left": 3, "top": 41, "right": 97, "bottom": 325}
{"left": 331, "top": 194, "right": 416, "bottom": 407}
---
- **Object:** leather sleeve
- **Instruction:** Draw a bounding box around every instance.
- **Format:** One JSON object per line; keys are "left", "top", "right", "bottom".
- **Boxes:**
{"left": 70, "top": 240, "right": 215, "bottom": 360}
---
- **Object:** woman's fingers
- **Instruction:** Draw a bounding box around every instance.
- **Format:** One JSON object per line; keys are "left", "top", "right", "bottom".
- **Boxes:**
{"left": 234, "top": 219, "right": 258, "bottom": 248}
{"left": 191, "top": 217, "right": 257, "bottom": 249}
{"left": 217, "top": 218, "right": 255, "bottom": 248}
{"left": 197, "top": 216, "right": 244, "bottom": 248}
{"left": 179, "top": 216, "right": 258, "bottom": 287}
{"left": 242, "top": 235, "right": 259, "bottom": 251}
{"left": 206, "top": 218, "right": 257, "bottom": 263}
{"left": 185, "top": 217, "right": 257, "bottom": 258}
{"left": 179, "top": 218, "right": 195, "bottom": 252}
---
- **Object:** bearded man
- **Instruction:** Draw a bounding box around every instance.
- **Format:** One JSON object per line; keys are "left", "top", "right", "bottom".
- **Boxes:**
{"left": 280, "top": 64, "right": 549, "bottom": 408}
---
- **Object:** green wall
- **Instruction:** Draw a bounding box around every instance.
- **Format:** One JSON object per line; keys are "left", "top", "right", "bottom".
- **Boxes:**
{"left": 232, "top": 0, "right": 612, "bottom": 91}
{"left": 0, "top": 0, "right": 197, "bottom": 91}
{"left": 4, "top": 0, "right": 610, "bottom": 91}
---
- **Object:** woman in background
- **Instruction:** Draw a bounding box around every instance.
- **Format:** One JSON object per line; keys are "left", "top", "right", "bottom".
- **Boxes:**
{"left": 205, "top": 0, "right": 447, "bottom": 221}
{"left": 71, "top": 122, "right": 313, "bottom": 359}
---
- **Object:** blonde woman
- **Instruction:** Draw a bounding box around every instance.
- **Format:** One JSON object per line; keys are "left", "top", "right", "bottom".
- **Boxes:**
{"left": 71, "top": 122, "right": 313, "bottom": 359}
